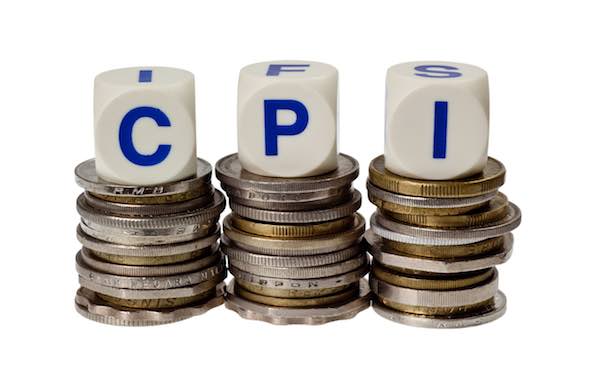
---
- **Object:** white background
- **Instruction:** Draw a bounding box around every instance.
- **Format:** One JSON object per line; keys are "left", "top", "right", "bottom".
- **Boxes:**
{"left": 1, "top": 1, "right": 597, "bottom": 378}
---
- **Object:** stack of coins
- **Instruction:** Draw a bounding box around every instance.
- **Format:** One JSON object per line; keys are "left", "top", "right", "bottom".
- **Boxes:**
{"left": 216, "top": 153, "right": 371, "bottom": 325}
{"left": 365, "top": 155, "right": 521, "bottom": 327}
{"left": 73, "top": 158, "right": 227, "bottom": 326}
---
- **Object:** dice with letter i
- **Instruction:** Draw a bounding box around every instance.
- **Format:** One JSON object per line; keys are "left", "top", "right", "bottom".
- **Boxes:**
{"left": 94, "top": 67, "right": 197, "bottom": 185}
{"left": 237, "top": 61, "right": 338, "bottom": 177}
{"left": 385, "top": 62, "right": 489, "bottom": 180}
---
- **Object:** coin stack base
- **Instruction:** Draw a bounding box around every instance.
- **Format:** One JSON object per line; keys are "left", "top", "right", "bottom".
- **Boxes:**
{"left": 73, "top": 158, "right": 226, "bottom": 326}
{"left": 365, "top": 155, "right": 521, "bottom": 328}
{"left": 217, "top": 153, "right": 370, "bottom": 325}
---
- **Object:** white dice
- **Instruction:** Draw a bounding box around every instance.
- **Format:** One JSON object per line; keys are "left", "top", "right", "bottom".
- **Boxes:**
{"left": 237, "top": 61, "right": 338, "bottom": 177}
{"left": 385, "top": 61, "right": 489, "bottom": 180}
{"left": 94, "top": 67, "right": 197, "bottom": 185}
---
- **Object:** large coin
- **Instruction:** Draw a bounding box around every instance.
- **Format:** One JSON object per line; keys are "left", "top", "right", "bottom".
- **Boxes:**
{"left": 233, "top": 282, "right": 359, "bottom": 307}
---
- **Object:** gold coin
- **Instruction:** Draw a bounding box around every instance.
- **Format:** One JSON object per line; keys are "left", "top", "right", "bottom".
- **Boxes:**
{"left": 369, "top": 192, "right": 485, "bottom": 216}
{"left": 235, "top": 278, "right": 352, "bottom": 298}
{"left": 385, "top": 193, "right": 509, "bottom": 228}
{"left": 372, "top": 265, "right": 494, "bottom": 290}
{"left": 91, "top": 245, "right": 216, "bottom": 266}
{"left": 377, "top": 297, "right": 495, "bottom": 316}
{"left": 368, "top": 155, "right": 505, "bottom": 198}
{"left": 382, "top": 236, "right": 506, "bottom": 259}
{"left": 235, "top": 283, "right": 358, "bottom": 307}
{"left": 92, "top": 186, "right": 211, "bottom": 205}
{"left": 230, "top": 214, "right": 355, "bottom": 238}
{"left": 98, "top": 288, "right": 216, "bottom": 309}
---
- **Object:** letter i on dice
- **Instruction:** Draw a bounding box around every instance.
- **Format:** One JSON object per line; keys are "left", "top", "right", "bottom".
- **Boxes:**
{"left": 385, "top": 62, "right": 489, "bottom": 180}
{"left": 237, "top": 61, "right": 339, "bottom": 177}
{"left": 94, "top": 67, "right": 197, "bottom": 185}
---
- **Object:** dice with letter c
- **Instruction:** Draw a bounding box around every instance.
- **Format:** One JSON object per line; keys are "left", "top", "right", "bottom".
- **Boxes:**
{"left": 237, "top": 61, "right": 338, "bottom": 177}
{"left": 385, "top": 61, "right": 489, "bottom": 180}
{"left": 94, "top": 67, "right": 197, "bottom": 185}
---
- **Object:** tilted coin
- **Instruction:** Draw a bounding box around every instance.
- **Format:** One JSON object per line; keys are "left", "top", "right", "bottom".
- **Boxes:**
{"left": 235, "top": 279, "right": 352, "bottom": 298}
{"left": 371, "top": 264, "right": 494, "bottom": 290}
{"left": 365, "top": 231, "right": 513, "bottom": 273}
{"left": 384, "top": 193, "right": 509, "bottom": 228}
{"left": 366, "top": 180, "right": 497, "bottom": 210}
{"left": 224, "top": 279, "right": 370, "bottom": 325}
{"left": 229, "top": 214, "right": 355, "bottom": 238}
{"left": 83, "top": 190, "right": 214, "bottom": 216}
{"left": 221, "top": 238, "right": 361, "bottom": 267}
{"left": 80, "top": 219, "right": 215, "bottom": 246}
{"left": 369, "top": 269, "right": 498, "bottom": 308}
{"left": 234, "top": 283, "right": 359, "bottom": 308}
{"left": 369, "top": 155, "right": 505, "bottom": 198}
{"left": 80, "top": 246, "right": 220, "bottom": 276}
{"left": 377, "top": 296, "right": 495, "bottom": 316}
{"left": 230, "top": 190, "right": 361, "bottom": 224}
{"left": 75, "top": 158, "right": 213, "bottom": 201}
{"left": 75, "top": 285, "right": 225, "bottom": 326}
{"left": 222, "top": 184, "right": 352, "bottom": 211}
{"left": 216, "top": 153, "right": 359, "bottom": 192}
{"left": 223, "top": 213, "right": 365, "bottom": 256}
{"left": 76, "top": 190, "right": 225, "bottom": 230}
{"left": 229, "top": 264, "right": 369, "bottom": 290}
{"left": 77, "top": 225, "right": 219, "bottom": 257}
{"left": 374, "top": 204, "right": 521, "bottom": 241}
{"left": 76, "top": 254, "right": 225, "bottom": 290}
{"left": 372, "top": 292, "right": 506, "bottom": 328}
{"left": 99, "top": 290, "right": 215, "bottom": 309}
{"left": 229, "top": 253, "right": 367, "bottom": 279}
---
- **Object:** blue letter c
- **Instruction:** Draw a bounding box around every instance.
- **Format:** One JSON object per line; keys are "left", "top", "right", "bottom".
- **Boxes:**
{"left": 118, "top": 106, "right": 172, "bottom": 166}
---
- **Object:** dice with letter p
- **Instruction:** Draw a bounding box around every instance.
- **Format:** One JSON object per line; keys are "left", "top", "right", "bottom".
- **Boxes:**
{"left": 385, "top": 61, "right": 489, "bottom": 180}
{"left": 94, "top": 67, "right": 197, "bottom": 185}
{"left": 237, "top": 61, "right": 338, "bottom": 177}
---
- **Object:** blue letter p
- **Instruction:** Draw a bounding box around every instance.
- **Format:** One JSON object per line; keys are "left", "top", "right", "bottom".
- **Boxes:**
{"left": 263, "top": 99, "right": 309, "bottom": 156}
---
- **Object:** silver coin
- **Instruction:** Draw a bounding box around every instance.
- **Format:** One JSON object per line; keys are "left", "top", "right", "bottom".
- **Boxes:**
{"left": 374, "top": 204, "right": 521, "bottom": 241}
{"left": 366, "top": 181, "right": 497, "bottom": 208}
{"left": 224, "top": 279, "right": 370, "bottom": 325}
{"left": 74, "top": 285, "right": 225, "bottom": 326}
{"left": 76, "top": 254, "right": 225, "bottom": 290}
{"left": 76, "top": 190, "right": 225, "bottom": 230}
{"left": 365, "top": 230, "right": 513, "bottom": 273}
{"left": 229, "top": 264, "right": 369, "bottom": 290}
{"left": 83, "top": 190, "right": 214, "bottom": 216}
{"left": 229, "top": 253, "right": 367, "bottom": 279}
{"left": 216, "top": 153, "right": 359, "bottom": 192}
{"left": 79, "top": 247, "right": 221, "bottom": 277}
{"left": 223, "top": 213, "right": 364, "bottom": 256}
{"left": 225, "top": 189, "right": 352, "bottom": 211}
{"left": 79, "top": 219, "right": 215, "bottom": 246}
{"left": 369, "top": 269, "right": 498, "bottom": 308}
{"left": 370, "top": 214, "right": 488, "bottom": 246}
{"left": 372, "top": 292, "right": 506, "bottom": 328}
{"left": 75, "top": 158, "right": 212, "bottom": 197}
{"left": 221, "top": 237, "right": 362, "bottom": 267}
{"left": 77, "top": 225, "right": 219, "bottom": 257}
{"left": 230, "top": 190, "right": 361, "bottom": 223}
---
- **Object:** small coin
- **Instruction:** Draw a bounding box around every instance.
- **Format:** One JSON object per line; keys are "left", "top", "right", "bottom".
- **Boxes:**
{"left": 234, "top": 282, "right": 359, "bottom": 308}
{"left": 98, "top": 289, "right": 215, "bottom": 309}
{"left": 222, "top": 184, "right": 352, "bottom": 211}
{"left": 225, "top": 279, "right": 371, "bottom": 325}
{"left": 384, "top": 193, "right": 509, "bottom": 228}
{"left": 216, "top": 153, "right": 359, "bottom": 192}
{"left": 223, "top": 213, "right": 365, "bottom": 256}
{"left": 221, "top": 238, "right": 361, "bottom": 267}
{"left": 77, "top": 225, "right": 219, "bottom": 257}
{"left": 75, "top": 158, "right": 213, "bottom": 202}
{"left": 229, "top": 214, "right": 355, "bottom": 238}
{"left": 230, "top": 190, "right": 361, "bottom": 224}
{"left": 76, "top": 190, "right": 226, "bottom": 230}
{"left": 234, "top": 279, "right": 352, "bottom": 298}
{"left": 376, "top": 297, "right": 496, "bottom": 317}
{"left": 369, "top": 155, "right": 505, "bottom": 198}
{"left": 366, "top": 180, "right": 497, "bottom": 212}
{"left": 229, "top": 253, "right": 367, "bottom": 279}
{"left": 371, "top": 264, "right": 494, "bottom": 290}
{"left": 83, "top": 191, "right": 214, "bottom": 216}
{"left": 80, "top": 246, "right": 220, "bottom": 275}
